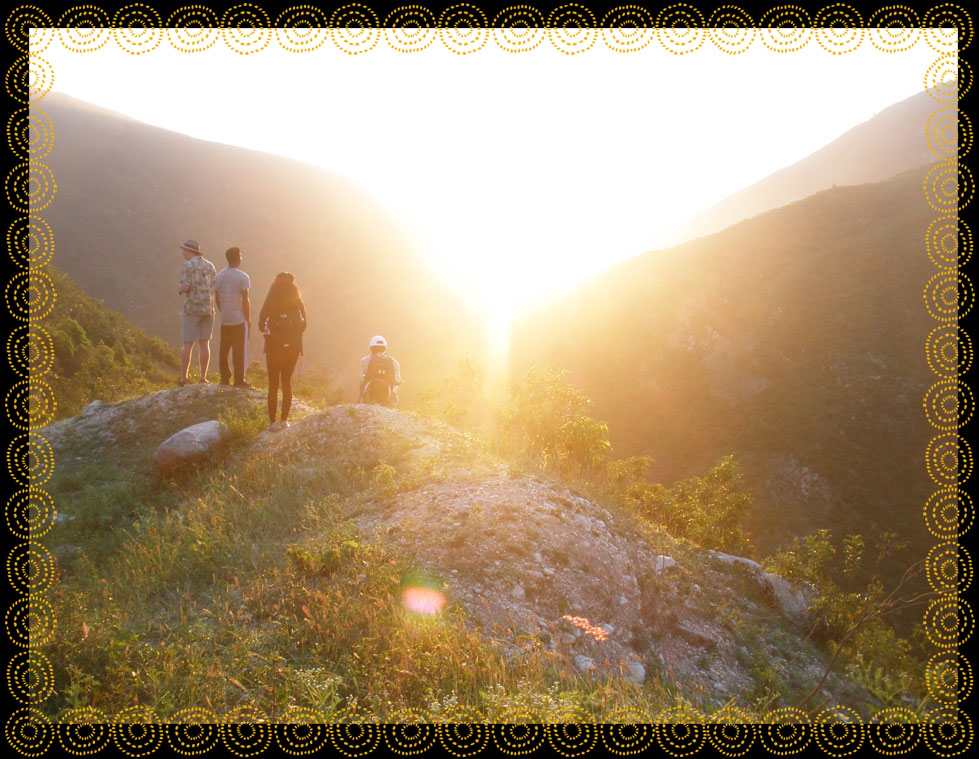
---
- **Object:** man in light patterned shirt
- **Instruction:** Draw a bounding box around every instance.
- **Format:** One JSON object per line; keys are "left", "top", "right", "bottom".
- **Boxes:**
{"left": 178, "top": 239, "right": 217, "bottom": 385}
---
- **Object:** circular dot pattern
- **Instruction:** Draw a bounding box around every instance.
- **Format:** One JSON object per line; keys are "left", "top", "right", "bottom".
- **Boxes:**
{"left": 814, "top": 707, "right": 864, "bottom": 755}
{"left": 868, "top": 709, "right": 920, "bottom": 755}
{"left": 5, "top": 708, "right": 54, "bottom": 756}
{"left": 7, "top": 379, "right": 57, "bottom": 430}
{"left": 927, "top": 542, "right": 973, "bottom": 594}
{"left": 927, "top": 650, "right": 973, "bottom": 703}
{"left": 708, "top": 710, "right": 755, "bottom": 756}
{"left": 8, "top": 216, "right": 56, "bottom": 271}
{"left": 112, "top": 706, "right": 163, "bottom": 756}
{"left": 439, "top": 4, "right": 489, "bottom": 56}
{"left": 274, "top": 8, "right": 330, "bottom": 53}
{"left": 6, "top": 56, "right": 54, "bottom": 105}
{"left": 7, "top": 596, "right": 55, "bottom": 647}
{"left": 708, "top": 7, "right": 755, "bottom": 55}
{"left": 277, "top": 709, "right": 329, "bottom": 754}
{"left": 602, "top": 711, "right": 655, "bottom": 754}
{"left": 8, "top": 108, "right": 54, "bottom": 162}
{"left": 926, "top": 433, "right": 973, "bottom": 486}
{"left": 386, "top": 715, "right": 436, "bottom": 755}
{"left": 923, "top": 271, "right": 971, "bottom": 323}
{"left": 437, "top": 719, "right": 489, "bottom": 756}
{"left": 759, "top": 6, "right": 812, "bottom": 52}
{"left": 112, "top": 5, "right": 164, "bottom": 55}
{"left": 814, "top": 5, "right": 865, "bottom": 55}
{"left": 59, "top": 708, "right": 110, "bottom": 755}
{"left": 924, "top": 379, "right": 973, "bottom": 430}
{"left": 868, "top": 7, "right": 921, "bottom": 52}
{"left": 547, "top": 715, "right": 597, "bottom": 756}
{"left": 167, "top": 7, "right": 221, "bottom": 53}
{"left": 656, "top": 4, "right": 706, "bottom": 55}
{"left": 927, "top": 108, "right": 972, "bottom": 160}
{"left": 924, "top": 4, "right": 973, "bottom": 53}
{"left": 6, "top": 6, "right": 55, "bottom": 54}
{"left": 222, "top": 4, "right": 273, "bottom": 55}
{"left": 493, "top": 716, "right": 545, "bottom": 754}
{"left": 168, "top": 709, "right": 219, "bottom": 755}
{"left": 925, "top": 55, "right": 972, "bottom": 104}
{"left": 58, "top": 7, "right": 112, "bottom": 53}
{"left": 9, "top": 542, "right": 55, "bottom": 595}
{"left": 925, "top": 487, "right": 975, "bottom": 539}
{"left": 926, "top": 216, "right": 971, "bottom": 270}
{"left": 6, "top": 487, "right": 56, "bottom": 541}
{"left": 493, "top": 6, "right": 546, "bottom": 53}
{"left": 548, "top": 5, "right": 599, "bottom": 56}
{"left": 925, "top": 596, "right": 975, "bottom": 649}
{"left": 8, "top": 326, "right": 55, "bottom": 379}
{"left": 8, "top": 433, "right": 55, "bottom": 487}
{"left": 7, "top": 652, "right": 55, "bottom": 705}
{"left": 7, "top": 270, "right": 57, "bottom": 322}
{"left": 6, "top": 161, "right": 57, "bottom": 214}
{"left": 924, "top": 708, "right": 974, "bottom": 755}
{"left": 331, "top": 4, "right": 381, "bottom": 56}
{"left": 384, "top": 7, "right": 438, "bottom": 53}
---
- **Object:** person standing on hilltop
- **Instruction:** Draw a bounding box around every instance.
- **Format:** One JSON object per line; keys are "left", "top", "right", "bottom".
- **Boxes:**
{"left": 259, "top": 272, "right": 307, "bottom": 432}
{"left": 214, "top": 246, "right": 252, "bottom": 388}
{"left": 177, "top": 239, "right": 217, "bottom": 386}
{"left": 359, "top": 335, "right": 402, "bottom": 406}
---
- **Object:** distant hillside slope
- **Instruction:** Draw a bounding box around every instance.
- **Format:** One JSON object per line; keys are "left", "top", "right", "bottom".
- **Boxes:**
{"left": 681, "top": 88, "right": 940, "bottom": 242}
{"left": 36, "top": 266, "right": 178, "bottom": 418}
{"left": 34, "top": 93, "right": 483, "bottom": 397}
{"left": 511, "top": 163, "right": 937, "bottom": 564}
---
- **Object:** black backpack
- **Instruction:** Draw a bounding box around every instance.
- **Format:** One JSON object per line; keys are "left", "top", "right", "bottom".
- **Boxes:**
{"left": 364, "top": 354, "right": 396, "bottom": 403}
{"left": 267, "top": 308, "right": 303, "bottom": 350}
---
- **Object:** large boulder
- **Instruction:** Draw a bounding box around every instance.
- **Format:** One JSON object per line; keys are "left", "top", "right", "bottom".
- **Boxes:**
{"left": 153, "top": 420, "right": 225, "bottom": 472}
{"left": 709, "top": 549, "right": 816, "bottom": 624}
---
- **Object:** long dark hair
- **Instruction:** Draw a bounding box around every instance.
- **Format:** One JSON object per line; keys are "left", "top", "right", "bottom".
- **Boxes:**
{"left": 261, "top": 272, "right": 304, "bottom": 316}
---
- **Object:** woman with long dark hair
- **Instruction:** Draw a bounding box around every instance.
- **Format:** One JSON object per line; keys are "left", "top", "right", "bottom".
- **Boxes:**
{"left": 259, "top": 272, "right": 307, "bottom": 431}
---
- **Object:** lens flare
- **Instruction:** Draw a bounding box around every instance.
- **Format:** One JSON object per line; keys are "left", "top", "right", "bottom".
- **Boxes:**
{"left": 401, "top": 586, "right": 446, "bottom": 616}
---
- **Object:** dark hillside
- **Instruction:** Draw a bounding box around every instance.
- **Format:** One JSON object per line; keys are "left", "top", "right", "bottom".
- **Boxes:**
{"left": 512, "top": 163, "right": 938, "bottom": 574}
{"left": 34, "top": 93, "right": 483, "bottom": 397}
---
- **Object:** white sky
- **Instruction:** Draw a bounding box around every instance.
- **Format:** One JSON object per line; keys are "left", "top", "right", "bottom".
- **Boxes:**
{"left": 40, "top": 32, "right": 939, "bottom": 340}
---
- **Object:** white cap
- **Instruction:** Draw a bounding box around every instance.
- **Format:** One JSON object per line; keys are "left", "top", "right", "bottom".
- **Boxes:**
{"left": 370, "top": 335, "right": 387, "bottom": 348}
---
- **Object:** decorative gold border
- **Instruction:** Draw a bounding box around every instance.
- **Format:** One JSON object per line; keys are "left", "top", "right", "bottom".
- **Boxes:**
{"left": 5, "top": 2, "right": 972, "bottom": 754}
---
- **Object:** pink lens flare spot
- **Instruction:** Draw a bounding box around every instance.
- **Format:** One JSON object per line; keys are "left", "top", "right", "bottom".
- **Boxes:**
{"left": 402, "top": 586, "right": 446, "bottom": 616}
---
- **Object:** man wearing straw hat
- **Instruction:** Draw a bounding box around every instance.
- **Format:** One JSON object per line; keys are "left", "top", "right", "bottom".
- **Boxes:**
{"left": 177, "top": 239, "right": 217, "bottom": 386}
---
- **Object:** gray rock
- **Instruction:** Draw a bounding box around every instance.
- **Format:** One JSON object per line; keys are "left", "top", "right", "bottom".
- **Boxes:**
{"left": 153, "top": 420, "right": 225, "bottom": 472}
{"left": 82, "top": 400, "right": 102, "bottom": 417}
{"left": 574, "top": 654, "right": 596, "bottom": 673}
{"left": 709, "top": 550, "right": 763, "bottom": 573}
{"left": 653, "top": 555, "right": 676, "bottom": 573}
{"left": 763, "top": 572, "right": 815, "bottom": 622}
{"left": 510, "top": 584, "right": 525, "bottom": 599}
{"left": 627, "top": 661, "right": 646, "bottom": 685}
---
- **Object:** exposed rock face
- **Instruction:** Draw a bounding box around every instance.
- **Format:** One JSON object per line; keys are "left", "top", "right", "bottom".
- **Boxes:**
{"left": 153, "top": 420, "right": 225, "bottom": 472}
{"left": 710, "top": 550, "right": 815, "bottom": 623}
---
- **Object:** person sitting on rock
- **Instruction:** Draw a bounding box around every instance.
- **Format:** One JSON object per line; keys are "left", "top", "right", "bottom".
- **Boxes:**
{"left": 359, "top": 335, "right": 402, "bottom": 406}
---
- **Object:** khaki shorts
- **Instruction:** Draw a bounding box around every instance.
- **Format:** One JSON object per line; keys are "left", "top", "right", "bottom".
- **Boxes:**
{"left": 181, "top": 313, "right": 214, "bottom": 342}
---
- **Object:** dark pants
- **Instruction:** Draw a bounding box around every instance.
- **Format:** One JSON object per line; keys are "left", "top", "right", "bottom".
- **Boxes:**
{"left": 219, "top": 323, "right": 247, "bottom": 385}
{"left": 267, "top": 344, "right": 301, "bottom": 423}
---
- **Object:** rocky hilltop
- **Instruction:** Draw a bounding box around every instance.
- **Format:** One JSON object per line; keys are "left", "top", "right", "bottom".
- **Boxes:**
{"left": 38, "top": 389, "right": 871, "bottom": 720}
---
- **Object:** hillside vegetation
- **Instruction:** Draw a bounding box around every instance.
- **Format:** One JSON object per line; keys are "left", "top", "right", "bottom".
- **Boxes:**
{"left": 36, "top": 266, "right": 178, "bottom": 419}
{"left": 511, "top": 164, "right": 938, "bottom": 596}
{"left": 38, "top": 369, "right": 929, "bottom": 722}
